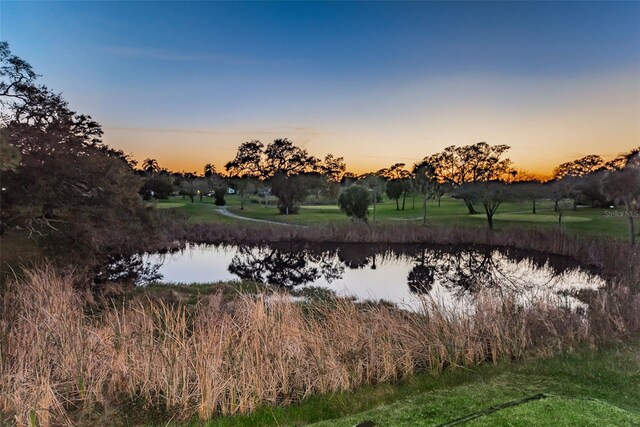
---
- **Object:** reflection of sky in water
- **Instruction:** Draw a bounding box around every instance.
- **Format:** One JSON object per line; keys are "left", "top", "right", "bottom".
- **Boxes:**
{"left": 144, "top": 244, "right": 606, "bottom": 311}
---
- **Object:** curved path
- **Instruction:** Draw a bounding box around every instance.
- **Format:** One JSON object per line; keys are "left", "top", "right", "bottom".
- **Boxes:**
{"left": 216, "top": 206, "right": 303, "bottom": 226}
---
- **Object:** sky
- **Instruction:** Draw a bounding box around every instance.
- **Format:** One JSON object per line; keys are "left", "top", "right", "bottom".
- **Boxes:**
{"left": 2, "top": 1, "right": 639, "bottom": 175}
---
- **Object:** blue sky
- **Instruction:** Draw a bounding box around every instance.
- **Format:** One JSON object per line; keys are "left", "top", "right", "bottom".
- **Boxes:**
{"left": 2, "top": 1, "right": 639, "bottom": 173}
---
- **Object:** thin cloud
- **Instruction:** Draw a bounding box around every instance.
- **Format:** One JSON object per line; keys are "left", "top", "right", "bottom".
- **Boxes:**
{"left": 104, "top": 126, "right": 330, "bottom": 137}
{"left": 103, "top": 46, "right": 283, "bottom": 66}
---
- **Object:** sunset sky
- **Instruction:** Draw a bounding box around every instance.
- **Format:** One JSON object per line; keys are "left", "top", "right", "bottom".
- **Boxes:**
{"left": 2, "top": 1, "right": 639, "bottom": 175}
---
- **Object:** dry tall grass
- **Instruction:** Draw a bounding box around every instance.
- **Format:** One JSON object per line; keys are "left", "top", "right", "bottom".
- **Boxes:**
{"left": 1, "top": 266, "right": 638, "bottom": 426}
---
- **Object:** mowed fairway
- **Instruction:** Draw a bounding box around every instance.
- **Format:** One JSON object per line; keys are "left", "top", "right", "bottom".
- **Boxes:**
{"left": 154, "top": 195, "right": 631, "bottom": 239}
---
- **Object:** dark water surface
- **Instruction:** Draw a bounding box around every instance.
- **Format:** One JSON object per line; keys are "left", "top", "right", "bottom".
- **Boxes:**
{"left": 137, "top": 243, "right": 606, "bottom": 310}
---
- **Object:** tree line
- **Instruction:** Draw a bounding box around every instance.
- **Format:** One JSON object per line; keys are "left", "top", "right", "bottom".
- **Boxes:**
{"left": 2, "top": 39, "right": 640, "bottom": 273}
{"left": 138, "top": 137, "right": 639, "bottom": 244}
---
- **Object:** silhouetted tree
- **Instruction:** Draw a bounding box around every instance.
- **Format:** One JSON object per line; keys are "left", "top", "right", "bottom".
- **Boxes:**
{"left": 142, "top": 158, "right": 160, "bottom": 175}
{"left": 226, "top": 138, "right": 323, "bottom": 214}
{"left": 385, "top": 180, "right": 404, "bottom": 210}
{"left": 265, "top": 138, "right": 320, "bottom": 214}
{"left": 378, "top": 163, "right": 412, "bottom": 210}
{"left": 321, "top": 153, "right": 347, "bottom": 183}
{"left": 552, "top": 155, "right": 604, "bottom": 179}
{"left": 413, "top": 160, "right": 439, "bottom": 225}
{"left": 604, "top": 147, "right": 640, "bottom": 171}
{"left": 427, "top": 142, "right": 513, "bottom": 214}
{"left": 0, "top": 42, "right": 159, "bottom": 261}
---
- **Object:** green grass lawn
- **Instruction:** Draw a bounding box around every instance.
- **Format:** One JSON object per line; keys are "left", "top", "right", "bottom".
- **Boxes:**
{"left": 166, "top": 342, "right": 639, "bottom": 427}
{"left": 154, "top": 194, "right": 631, "bottom": 239}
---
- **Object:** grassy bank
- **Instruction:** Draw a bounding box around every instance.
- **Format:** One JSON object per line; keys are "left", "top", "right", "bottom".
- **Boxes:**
{"left": 177, "top": 342, "right": 639, "bottom": 426}
{"left": 1, "top": 265, "right": 638, "bottom": 426}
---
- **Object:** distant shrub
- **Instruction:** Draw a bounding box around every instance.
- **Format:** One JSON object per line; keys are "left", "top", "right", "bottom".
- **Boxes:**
{"left": 213, "top": 187, "right": 226, "bottom": 206}
{"left": 338, "top": 185, "right": 370, "bottom": 222}
{"left": 140, "top": 176, "right": 175, "bottom": 200}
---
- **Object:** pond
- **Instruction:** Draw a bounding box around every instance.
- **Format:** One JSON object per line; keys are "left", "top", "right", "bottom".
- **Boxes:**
{"left": 128, "top": 243, "right": 607, "bottom": 311}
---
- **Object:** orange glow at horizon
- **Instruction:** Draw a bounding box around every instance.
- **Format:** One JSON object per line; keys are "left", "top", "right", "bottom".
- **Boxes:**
{"left": 102, "top": 70, "right": 640, "bottom": 176}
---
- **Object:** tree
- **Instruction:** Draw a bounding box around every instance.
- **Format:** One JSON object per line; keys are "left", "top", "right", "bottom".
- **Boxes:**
{"left": 319, "top": 154, "right": 347, "bottom": 201}
{"left": 224, "top": 140, "right": 265, "bottom": 178}
{"left": 510, "top": 181, "right": 544, "bottom": 214}
{"left": 142, "top": 158, "right": 160, "bottom": 175}
{"left": 193, "top": 178, "right": 210, "bottom": 202}
{"left": 427, "top": 142, "right": 513, "bottom": 214}
{"left": 203, "top": 163, "right": 216, "bottom": 178}
{"left": 224, "top": 140, "right": 265, "bottom": 208}
{"left": 604, "top": 147, "right": 640, "bottom": 171}
{"left": 338, "top": 185, "right": 370, "bottom": 223}
{"left": 181, "top": 172, "right": 197, "bottom": 203}
{"left": 385, "top": 180, "right": 404, "bottom": 210}
{"left": 263, "top": 138, "right": 318, "bottom": 177}
{"left": 413, "top": 160, "right": 439, "bottom": 225}
{"left": 433, "top": 183, "right": 450, "bottom": 207}
{"left": 457, "top": 181, "right": 512, "bottom": 230}
{"left": 552, "top": 155, "right": 604, "bottom": 179}
{"left": 361, "top": 174, "right": 386, "bottom": 223}
{"left": 378, "top": 163, "right": 412, "bottom": 210}
{"left": 203, "top": 163, "right": 228, "bottom": 204}
{"left": 270, "top": 172, "right": 321, "bottom": 214}
{"left": 321, "top": 153, "right": 347, "bottom": 183}
{"left": 226, "top": 138, "right": 325, "bottom": 214}
{"left": 212, "top": 178, "right": 228, "bottom": 206}
{"left": 602, "top": 167, "right": 640, "bottom": 245}
{"left": 0, "top": 42, "right": 159, "bottom": 262}
{"left": 140, "top": 175, "right": 174, "bottom": 200}
{"left": 230, "top": 177, "right": 254, "bottom": 210}
{"left": 225, "top": 138, "right": 320, "bottom": 214}
{"left": 548, "top": 179, "right": 576, "bottom": 228}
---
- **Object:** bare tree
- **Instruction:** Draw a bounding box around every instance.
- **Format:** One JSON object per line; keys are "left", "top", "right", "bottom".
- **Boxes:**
{"left": 413, "top": 160, "right": 439, "bottom": 226}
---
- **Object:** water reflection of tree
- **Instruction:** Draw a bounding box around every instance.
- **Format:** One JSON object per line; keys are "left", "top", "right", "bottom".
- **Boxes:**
{"left": 406, "top": 247, "right": 538, "bottom": 296}
{"left": 407, "top": 249, "right": 438, "bottom": 294}
{"left": 228, "top": 246, "right": 344, "bottom": 289}
{"left": 95, "top": 254, "right": 162, "bottom": 285}
{"left": 336, "top": 245, "right": 378, "bottom": 269}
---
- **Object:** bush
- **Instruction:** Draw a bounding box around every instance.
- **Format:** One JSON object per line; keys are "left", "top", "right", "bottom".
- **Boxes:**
{"left": 140, "top": 176, "right": 175, "bottom": 200}
{"left": 338, "top": 185, "right": 371, "bottom": 222}
{"left": 213, "top": 187, "right": 226, "bottom": 206}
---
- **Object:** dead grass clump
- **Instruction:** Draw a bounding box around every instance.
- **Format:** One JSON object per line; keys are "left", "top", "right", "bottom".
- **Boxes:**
{"left": 0, "top": 266, "right": 635, "bottom": 425}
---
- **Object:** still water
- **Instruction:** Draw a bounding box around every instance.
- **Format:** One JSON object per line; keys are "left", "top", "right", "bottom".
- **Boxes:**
{"left": 134, "top": 243, "right": 606, "bottom": 310}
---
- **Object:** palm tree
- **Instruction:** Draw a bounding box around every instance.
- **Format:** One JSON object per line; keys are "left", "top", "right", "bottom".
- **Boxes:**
{"left": 142, "top": 158, "right": 160, "bottom": 175}
{"left": 204, "top": 163, "right": 216, "bottom": 178}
